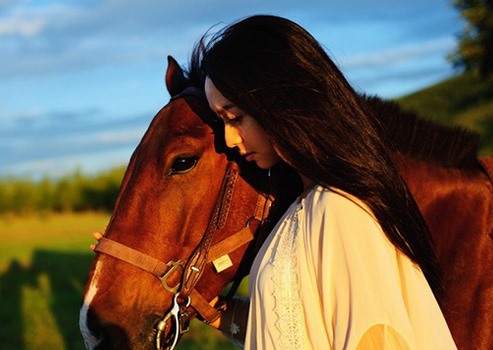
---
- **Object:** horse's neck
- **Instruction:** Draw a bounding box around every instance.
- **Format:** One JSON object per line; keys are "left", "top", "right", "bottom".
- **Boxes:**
{"left": 394, "top": 154, "right": 492, "bottom": 252}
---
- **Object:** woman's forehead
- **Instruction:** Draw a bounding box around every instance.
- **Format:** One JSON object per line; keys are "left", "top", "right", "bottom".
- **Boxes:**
{"left": 205, "top": 77, "right": 236, "bottom": 112}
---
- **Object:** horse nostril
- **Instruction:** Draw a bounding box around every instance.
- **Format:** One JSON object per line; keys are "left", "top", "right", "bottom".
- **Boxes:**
{"left": 80, "top": 308, "right": 109, "bottom": 350}
{"left": 82, "top": 307, "right": 132, "bottom": 349}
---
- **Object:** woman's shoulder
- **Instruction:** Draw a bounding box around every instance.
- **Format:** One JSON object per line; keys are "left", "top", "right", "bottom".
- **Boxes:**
{"left": 303, "top": 185, "right": 375, "bottom": 220}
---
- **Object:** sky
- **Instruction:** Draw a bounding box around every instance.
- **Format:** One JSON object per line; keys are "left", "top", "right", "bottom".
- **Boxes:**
{"left": 0, "top": 0, "right": 464, "bottom": 179}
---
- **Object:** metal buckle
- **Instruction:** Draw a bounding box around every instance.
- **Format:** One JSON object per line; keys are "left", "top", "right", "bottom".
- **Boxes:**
{"left": 158, "top": 260, "right": 183, "bottom": 294}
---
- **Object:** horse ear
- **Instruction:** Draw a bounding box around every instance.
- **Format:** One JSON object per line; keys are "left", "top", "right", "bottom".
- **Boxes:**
{"left": 165, "top": 56, "right": 188, "bottom": 97}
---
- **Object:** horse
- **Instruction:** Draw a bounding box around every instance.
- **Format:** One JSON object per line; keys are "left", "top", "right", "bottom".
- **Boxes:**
{"left": 79, "top": 56, "right": 493, "bottom": 350}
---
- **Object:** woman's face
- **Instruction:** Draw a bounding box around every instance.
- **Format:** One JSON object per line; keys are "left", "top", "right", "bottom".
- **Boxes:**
{"left": 205, "top": 77, "right": 282, "bottom": 169}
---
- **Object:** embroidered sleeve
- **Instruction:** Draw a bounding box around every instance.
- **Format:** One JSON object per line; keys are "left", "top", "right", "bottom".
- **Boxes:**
{"left": 271, "top": 206, "right": 309, "bottom": 349}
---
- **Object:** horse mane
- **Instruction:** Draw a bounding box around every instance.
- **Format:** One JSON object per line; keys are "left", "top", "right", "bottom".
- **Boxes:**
{"left": 363, "top": 95, "right": 481, "bottom": 168}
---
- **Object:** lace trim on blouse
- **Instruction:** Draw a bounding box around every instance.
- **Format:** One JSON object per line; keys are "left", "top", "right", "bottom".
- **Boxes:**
{"left": 271, "top": 205, "right": 308, "bottom": 349}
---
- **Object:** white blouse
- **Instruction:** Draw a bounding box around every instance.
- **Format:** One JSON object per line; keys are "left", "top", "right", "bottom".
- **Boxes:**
{"left": 245, "top": 186, "right": 457, "bottom": 350}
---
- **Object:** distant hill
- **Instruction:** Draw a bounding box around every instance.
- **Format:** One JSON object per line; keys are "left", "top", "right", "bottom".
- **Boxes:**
{"left": 396, "top": 73, "right": 493, "bottom": 155}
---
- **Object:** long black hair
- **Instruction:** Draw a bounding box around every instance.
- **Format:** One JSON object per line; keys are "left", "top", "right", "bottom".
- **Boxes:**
{"left": 193, "top": 15, "right": 442, "bottom": 296}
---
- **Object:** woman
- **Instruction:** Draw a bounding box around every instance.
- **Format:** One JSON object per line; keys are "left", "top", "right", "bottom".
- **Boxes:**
{"left": 198, "top": 15, "right": 457, "bottom": 349}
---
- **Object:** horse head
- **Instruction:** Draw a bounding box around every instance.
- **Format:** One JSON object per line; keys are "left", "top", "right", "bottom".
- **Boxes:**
{"left": 78, "top": 56, "right": 291, "bottom": 349}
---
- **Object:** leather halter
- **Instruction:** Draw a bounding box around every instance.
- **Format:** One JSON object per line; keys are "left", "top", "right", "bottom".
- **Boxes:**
{"left": 94, "top": 88, "right": 273, "bottom": 349}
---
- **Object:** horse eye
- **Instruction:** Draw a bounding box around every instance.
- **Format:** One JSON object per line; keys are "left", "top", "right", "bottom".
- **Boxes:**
{"left": 167, "top": 157, "right": 198, "bottom": 176}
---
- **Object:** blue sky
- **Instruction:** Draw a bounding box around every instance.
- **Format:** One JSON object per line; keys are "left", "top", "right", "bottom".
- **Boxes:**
{"left": 0, "top": 0, "right": 463, "bottom": 179}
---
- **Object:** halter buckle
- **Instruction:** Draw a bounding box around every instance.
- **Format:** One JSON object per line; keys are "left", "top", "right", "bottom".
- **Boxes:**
{"left": 158, "top": 260, "right": 184, "bottom": 294}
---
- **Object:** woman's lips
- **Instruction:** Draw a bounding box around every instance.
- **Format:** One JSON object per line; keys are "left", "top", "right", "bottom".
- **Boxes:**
{"left": 244, "top": 152, "right": 255, "bottom": 161}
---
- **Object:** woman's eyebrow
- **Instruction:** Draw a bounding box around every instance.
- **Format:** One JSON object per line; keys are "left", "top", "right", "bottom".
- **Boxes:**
{"left": 221, "top": 103, "right": 236, "bottom": 111}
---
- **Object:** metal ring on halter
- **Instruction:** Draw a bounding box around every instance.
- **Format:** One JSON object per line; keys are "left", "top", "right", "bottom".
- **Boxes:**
{"left": 246, "top": 216, "right": 260, "bottom": 228}
{"left": 155, "top": 293, "right": 191, "bottom": 350}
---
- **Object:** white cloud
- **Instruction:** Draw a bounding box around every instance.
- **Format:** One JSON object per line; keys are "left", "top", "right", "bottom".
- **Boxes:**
{"left": 342, "top": 37, "right": 456, "bottom": 69}
{"left": 92, "top": 130, "right": 143, "bottom": 145}
{"left": 0, "top": 15, "right": 46, "bottom": 36}
{"left": 0, "top": 0, "right": 459, "bottom": 79}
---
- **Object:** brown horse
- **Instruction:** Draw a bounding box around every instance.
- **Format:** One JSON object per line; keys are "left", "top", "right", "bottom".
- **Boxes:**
{"left": 79, "top": 56, "right": 493, "bottom": 350}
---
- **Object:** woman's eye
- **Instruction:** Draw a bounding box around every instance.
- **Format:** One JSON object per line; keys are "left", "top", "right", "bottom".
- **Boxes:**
{"left": 167, "top": 157, "right": 198, "bottom": 176}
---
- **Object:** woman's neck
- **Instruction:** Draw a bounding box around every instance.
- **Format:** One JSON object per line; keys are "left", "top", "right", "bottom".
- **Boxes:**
{"left": 299, "top": 174, "right": 316, "bottom": 197}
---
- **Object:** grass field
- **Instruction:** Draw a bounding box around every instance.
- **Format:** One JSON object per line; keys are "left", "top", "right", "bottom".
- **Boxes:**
{"left": 0, "top": 212, "right": 238, "bottom": 350}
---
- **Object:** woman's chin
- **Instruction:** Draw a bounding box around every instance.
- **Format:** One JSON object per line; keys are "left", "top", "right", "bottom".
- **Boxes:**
{"left": 254, "top": 159, "right": 281, "bottom": 170}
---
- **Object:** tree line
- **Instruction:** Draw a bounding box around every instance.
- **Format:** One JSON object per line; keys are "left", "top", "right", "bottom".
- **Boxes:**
{"left": 450, "top": 0, "right": 493, "bottom": 79}
{"left": 0, "top": 167, "right": 126, "bottom": 215}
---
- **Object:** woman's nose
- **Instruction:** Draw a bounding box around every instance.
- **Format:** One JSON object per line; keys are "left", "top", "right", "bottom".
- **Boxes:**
{"left": 224, "top": 125, "right": 242, "bottom": 148}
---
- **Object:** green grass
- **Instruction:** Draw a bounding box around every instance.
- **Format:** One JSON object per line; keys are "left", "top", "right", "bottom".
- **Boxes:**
{"left": 0, "top": 213, "right": 240, "bottom": 350}
{"left": 397, "top": 73, "right": 493, "bottom": 155}
{"left": 0, "top": 212, "right": 109, "bottom": 350}
{"left": 0, "top": 212, "right": 109, "bottom": 272}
